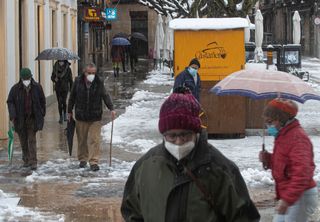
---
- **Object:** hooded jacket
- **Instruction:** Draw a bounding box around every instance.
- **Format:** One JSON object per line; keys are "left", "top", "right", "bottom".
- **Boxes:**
{"left": 51, "top": 61, "right": 73, "bottom": 92}
{"left": 121, "top": 131, "right": 260, "bottom": 222}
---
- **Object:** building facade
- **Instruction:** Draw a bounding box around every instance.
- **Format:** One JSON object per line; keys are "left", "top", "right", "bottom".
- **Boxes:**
{"left": 0, "top": 0, "right": 78, "bottom": 139}
{"left": 259, "top": 0, "right": 320, "bottom": 57}
{"left": 77, "top": 0, "right": 158, "bottom": 70}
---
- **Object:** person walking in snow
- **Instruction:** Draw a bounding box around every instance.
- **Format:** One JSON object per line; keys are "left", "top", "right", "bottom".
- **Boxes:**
{"left": 259, "top": 98, "right": 318, "bottom": 222}
{"left": 67, "top": 63, "right": 116, "bottom": 171}
{"left": 7, "top": 68, "right": 46, "bottom": 170}
{"left": 51, "top": 60, "right": 73, "bottom": 123}
{"left": 121, "top": 88, "right": 260, "bottom": 221}
{"left": 173, "top": 58, "right": 201, "bottom": 101}
{"left": 111, "top": 45, "right": 125, "bottom": 77}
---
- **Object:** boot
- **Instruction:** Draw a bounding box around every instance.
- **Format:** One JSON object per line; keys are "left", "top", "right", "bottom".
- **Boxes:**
{"left": 116, "top": 68, "right": 119, "bottom": 77}
{"left": 59, "top": 115, "right": 63, "bottom": 124}
{"left": 63, "top": 113, "right": 67, "bottom": 122}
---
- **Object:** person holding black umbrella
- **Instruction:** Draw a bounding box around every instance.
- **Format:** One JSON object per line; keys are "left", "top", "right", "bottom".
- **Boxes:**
{"left": 7, "top": 68, "right": 46, "bottom": 170}
{"left": 67, "top": 63, "right": 116, "bottom": 171}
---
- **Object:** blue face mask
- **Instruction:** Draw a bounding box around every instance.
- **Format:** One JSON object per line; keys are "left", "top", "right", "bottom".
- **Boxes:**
{"left": 188, "top": 67, "right": 197, "bottom": 77}
{"left": 267, "top": 125, "right": 279, "bottom": 137}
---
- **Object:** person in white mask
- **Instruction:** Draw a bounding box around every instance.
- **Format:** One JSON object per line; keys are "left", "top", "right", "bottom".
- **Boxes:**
{"left": 67, "top": 63, "right": 116, "bottom": 172}
{"left": 173, "top": 58, "right": 201, "bottom": 101}
{"left": 7, "top": 68, "right": 46, "bottom": 170}
{"left": 121, "top": 87, "right": 260, "bottom": 222}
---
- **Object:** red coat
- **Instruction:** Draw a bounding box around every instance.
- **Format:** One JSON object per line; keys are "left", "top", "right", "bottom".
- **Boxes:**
{"left": 264, "top": 119, "right": 317, "bottom": 205}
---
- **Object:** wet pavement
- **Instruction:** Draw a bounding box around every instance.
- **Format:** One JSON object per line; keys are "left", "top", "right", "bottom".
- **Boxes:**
{"left": 0, "top": 58, "right": 316, "bottom": 221}
{"left": 0, "top": 60, "right": 153, "bottom": 221}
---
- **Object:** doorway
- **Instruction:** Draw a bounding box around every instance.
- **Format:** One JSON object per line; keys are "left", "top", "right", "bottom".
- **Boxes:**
{"left": 130, "top": 11, "right": 148, "bottom": 57}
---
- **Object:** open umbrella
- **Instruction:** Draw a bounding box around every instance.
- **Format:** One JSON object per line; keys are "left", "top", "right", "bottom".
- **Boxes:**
{"left": 113, "top": 32, "right": 129, "bottom": 39}
{"left": 35, "top": 47, "right": 80, "bottom": 60}
{"left": 210, "top": 69, "right": 320, "bottom": 103}
{"left": 65, "top": 117, "right": 75, "bottom": 156}
{"left": 7, "top": 126, "right": 14, "bottom": 164}
{"left": 130, "top": 32, "right": 147, "bottom": 42}
{"left": 111, "top": 37, "right": 131, "bottom": 46}
{"left": 210, "top": 68, "right": 320, "bottom": 169}
{"left": 293, "top": 11, "right": 301, "bottom": 44}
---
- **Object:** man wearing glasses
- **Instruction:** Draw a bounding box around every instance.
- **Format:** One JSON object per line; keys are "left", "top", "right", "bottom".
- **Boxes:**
{"left": 121, "top": 89, "right": 260, "bottom": 221}
{"left": 68, "top": 63, "right": 116, "bottom": 171}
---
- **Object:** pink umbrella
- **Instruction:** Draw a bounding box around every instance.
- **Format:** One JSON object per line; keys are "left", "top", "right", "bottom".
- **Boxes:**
{"left": 210, "top": 69, "right": 320, "bottom": 103}
{"left": 211, "top": 68, "right": 320, "bottom": 169}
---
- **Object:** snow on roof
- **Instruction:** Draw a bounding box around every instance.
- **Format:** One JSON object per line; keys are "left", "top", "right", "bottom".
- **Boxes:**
{"left": 169, "top": 17, "right": 249, "bottom": 30}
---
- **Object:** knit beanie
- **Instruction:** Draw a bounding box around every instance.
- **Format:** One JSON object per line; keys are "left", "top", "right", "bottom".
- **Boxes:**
{"left": 267, "top": 98, "right": 298, "bottom": 118}
{"left": 20, "top": 68, "right": 32, "bottom": 79}
{"left": 263, "top": 99, "right": 298, "bottom": 126}
{"left": 188, "top": 58, "right": 200, "bottom": 68}
{"left": 158, "top": 91, "right": 201, "bottom": 134}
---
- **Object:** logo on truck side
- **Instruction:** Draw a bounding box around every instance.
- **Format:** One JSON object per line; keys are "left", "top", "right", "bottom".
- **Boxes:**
{"left": 195, "top": 42, "right": 227, "bottom": 60}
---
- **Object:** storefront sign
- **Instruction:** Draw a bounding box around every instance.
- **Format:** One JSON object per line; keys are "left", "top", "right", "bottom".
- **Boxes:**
{"left": 83, "top": 7, "right": 102, "bottom": 22}
{"left": 106, "top": 8, "right": 117, "bottom": 20}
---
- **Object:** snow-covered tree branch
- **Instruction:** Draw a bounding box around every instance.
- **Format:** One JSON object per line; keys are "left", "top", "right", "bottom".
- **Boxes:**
{"left": 138, "top": 0, "right": 258, "bottom": 18}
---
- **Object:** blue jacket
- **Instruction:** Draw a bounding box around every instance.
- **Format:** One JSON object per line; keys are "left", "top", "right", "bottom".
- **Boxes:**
{"left": 173, "top": 68, "right": 201, "bottom": 101}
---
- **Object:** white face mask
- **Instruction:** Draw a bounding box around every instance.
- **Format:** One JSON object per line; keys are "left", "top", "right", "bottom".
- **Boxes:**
{"left": 23, "top": 80, "right": 31, "bottom": 87}
{"left": 164, "top": 140, "right": 195, "bottom": 161}
{"left": 86, "top": 74, "right": 95, "bottom": 82}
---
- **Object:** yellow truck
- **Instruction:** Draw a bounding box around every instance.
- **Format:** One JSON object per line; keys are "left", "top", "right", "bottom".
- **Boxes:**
{"left": 170, "top": 18, "right": 263, "bottom": 137}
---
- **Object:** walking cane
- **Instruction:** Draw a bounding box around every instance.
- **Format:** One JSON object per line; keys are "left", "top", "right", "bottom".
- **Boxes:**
{"left": 109, "top": 119, "right": 114, "bottom": 167}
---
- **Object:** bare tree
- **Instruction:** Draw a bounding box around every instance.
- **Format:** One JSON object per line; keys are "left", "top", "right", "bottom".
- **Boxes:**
{"left": 138, "top": 0, "right": 258, "bottom": 18}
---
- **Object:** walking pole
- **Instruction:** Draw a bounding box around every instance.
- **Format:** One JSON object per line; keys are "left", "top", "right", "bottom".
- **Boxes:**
{"left": 109, "top": 119, "right": 114, "bottom": 167}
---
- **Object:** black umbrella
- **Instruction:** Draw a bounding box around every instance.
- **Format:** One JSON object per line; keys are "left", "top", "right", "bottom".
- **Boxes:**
{"left": 35, "top": 47, "right": 80, "bottom": 60}
{"left": 65, "top": 117, "right": 76, "bottom": 156}
{"left": 130, "top": 32, "right": 147, "bottom": 42}
{"left": 113, "top": 32, "right": 129, "bottom": 39}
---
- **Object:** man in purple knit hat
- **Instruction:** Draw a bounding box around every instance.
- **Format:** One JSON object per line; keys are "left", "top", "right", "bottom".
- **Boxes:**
{"left": 121, "top": 88, "right": 260, "bottom": 221}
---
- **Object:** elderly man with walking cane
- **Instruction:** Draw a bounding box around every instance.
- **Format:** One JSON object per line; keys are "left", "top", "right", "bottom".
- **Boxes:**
{"left": 67, "top": 63, "right": 116, "bottom": 171}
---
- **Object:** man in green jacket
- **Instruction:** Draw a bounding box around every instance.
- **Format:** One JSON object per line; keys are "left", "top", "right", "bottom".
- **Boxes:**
{"left": 121, "top": 88, "right": 260, "bottom": 221}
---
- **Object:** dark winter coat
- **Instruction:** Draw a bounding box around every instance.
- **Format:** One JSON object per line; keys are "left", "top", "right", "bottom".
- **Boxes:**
{"left": 121, "top": 131, "right": 260, "bottom": 222}
{"left": 111, "top": 45, "right": 125, "bottom": 63}
{"left": 173, "top": 68, "right": 201, "bottom": 101}
{"left": 7, "top": 79, "right": 46, "bottom": 133}
{"left": 51, "top": 61, "right": 73, "bottom": 92}
{"left": 263, "top": 119, "right": 317, "bottom": 205}
{"left": 68, "top": 74, "right": 114, "bottom": 122}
